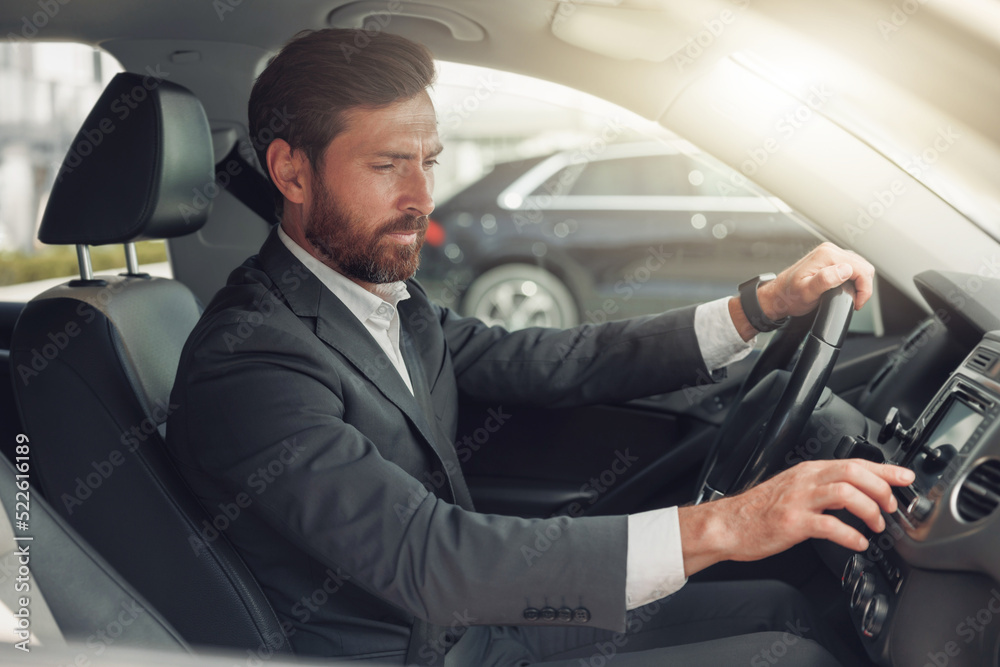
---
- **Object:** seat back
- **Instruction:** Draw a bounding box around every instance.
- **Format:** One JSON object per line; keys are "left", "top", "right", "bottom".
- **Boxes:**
{"left": 0, "top": 455, "right": 190, "bottom": 653}
{"left": 9, "top": 72, "right": 289, "bottom": 655}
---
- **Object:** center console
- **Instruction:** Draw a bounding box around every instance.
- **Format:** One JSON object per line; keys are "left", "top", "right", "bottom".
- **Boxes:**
{"left": 834, "top": 333, "right": 1000, "bottom": 661}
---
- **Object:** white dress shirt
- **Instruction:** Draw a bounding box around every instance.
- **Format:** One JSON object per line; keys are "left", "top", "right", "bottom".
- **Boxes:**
{"left": 278, "top": 226, "right": 755, "bottom": 613}
{"left": 278, "top": 226, "right": 415, "bottom": 393}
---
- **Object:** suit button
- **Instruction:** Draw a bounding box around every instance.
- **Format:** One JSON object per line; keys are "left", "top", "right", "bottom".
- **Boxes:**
{"left": 523, "top": 607, "right": 540, "bottom": 621}
{"left": 573, "top": 607, "right": 591, "bottom": 623}
{"left": 557, "top": 607, "right": 573, "bottom": 622}
{"left": 540, "top": 607, "right": 557, "bottom": 621}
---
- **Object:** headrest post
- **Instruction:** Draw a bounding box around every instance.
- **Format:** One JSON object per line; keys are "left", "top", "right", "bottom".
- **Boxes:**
{"left": 76, "top": 244, "right": 94, "bottom": 281}
{"left": 124, "top": 243, "right": 140, "bottom": 276}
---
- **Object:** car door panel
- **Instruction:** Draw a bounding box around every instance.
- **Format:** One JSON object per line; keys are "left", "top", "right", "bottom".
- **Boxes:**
{"left": 460, "top": 332, "right": 903, "bottom": 518}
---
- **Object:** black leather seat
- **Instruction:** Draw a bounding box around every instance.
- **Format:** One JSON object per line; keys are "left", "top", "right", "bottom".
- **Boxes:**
{"left": 9, "top": 72, "right": 290, "bottom": 655}
{"left": 0, "top": 455, "right": 190, "bottom": 652}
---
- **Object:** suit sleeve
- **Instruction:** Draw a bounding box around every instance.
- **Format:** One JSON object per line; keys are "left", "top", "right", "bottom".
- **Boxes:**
{"left": 171, "top": 313, "right": 630, "bottom": 631}
{"left": 425, "top": 290, "right": 713, "bottom": 407}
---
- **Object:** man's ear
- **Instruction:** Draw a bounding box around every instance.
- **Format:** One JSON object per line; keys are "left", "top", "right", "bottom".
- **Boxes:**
{"left": 266, "top": 139, "right": 308, "bottom": 205}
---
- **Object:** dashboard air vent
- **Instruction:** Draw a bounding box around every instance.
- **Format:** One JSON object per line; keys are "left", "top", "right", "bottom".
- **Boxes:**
{"left": 966, "top": 348, "right": 998, "bottom": 374}
{"left": 956, "top": 460, "right": 1000, "bottom": 522}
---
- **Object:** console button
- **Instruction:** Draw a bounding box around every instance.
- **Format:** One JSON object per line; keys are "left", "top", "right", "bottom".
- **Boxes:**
{"left": 862, "top": 594, "right": 889, "bottom": 639}
{"left": 907, "top": 495, "right": 935, "bottom": 523}
{"left": 851, "top": 572, "right": 875, "bottom": 611}
{"left": 842, "top": 554, "right": 866, "bottom": 591}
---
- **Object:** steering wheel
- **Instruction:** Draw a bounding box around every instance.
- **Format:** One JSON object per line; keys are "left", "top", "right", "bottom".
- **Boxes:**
{"left": 694, "top": 283, "right": 856, "bottom": 503}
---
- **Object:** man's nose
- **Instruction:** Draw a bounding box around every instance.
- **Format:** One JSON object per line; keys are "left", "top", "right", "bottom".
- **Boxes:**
{"left": 400, "top": 166, "right": 434, "bottom": 218}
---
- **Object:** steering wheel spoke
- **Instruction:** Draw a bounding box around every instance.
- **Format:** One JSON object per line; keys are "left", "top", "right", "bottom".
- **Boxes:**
{"left": 695, "top": 283, "right": 856, "bottom": 503}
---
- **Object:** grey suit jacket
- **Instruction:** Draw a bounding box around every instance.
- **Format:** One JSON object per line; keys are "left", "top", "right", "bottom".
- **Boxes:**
{"left": 165, "top": 226, "right": 711, "bottom": 660}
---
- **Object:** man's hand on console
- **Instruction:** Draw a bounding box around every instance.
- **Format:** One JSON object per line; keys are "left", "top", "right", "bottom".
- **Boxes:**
{"left": 677, "top": 459, "right": 915, "bottom": 577}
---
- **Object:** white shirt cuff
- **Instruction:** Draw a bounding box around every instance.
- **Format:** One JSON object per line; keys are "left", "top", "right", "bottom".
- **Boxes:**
{"left": 625, "top": 506, "right": 689, "bottom": 609}
{"left": 694, "top": 297, "right": 755, "bottom": 373}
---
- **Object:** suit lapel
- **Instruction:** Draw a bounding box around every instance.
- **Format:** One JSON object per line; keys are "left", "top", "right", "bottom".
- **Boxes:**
{"left": 256, "top": 227, "right": 462, "bottom": 504}
{"left": 399, "top": 323, "right": 475, "bottom": 511}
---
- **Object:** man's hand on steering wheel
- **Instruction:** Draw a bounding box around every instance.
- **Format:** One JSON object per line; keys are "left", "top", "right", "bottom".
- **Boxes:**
{"left": 683, "top": 240, "right": 894, "bottom": 576}
{"left": 728, "top": 242, "right": 877, "bottom": 342}
{"left": 761, "top": 241, "right": 877, "bottom": 320}
{"left": 679, "top": 460, "right": 915, "bottom": 578}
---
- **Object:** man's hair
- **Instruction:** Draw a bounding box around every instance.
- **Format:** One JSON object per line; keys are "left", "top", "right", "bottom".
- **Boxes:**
{"left": 248, "top": 28, "right": 436, "bottom": 215}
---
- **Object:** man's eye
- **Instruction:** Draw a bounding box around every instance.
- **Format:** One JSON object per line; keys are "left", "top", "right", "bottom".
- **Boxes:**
{"left": 373, "top": 164, "right": 394, "bottom": 171}
{"left": 423, "top": 159, "right": 439, "bottom": 169}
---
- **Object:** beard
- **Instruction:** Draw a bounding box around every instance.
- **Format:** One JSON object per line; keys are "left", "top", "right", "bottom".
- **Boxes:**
{"left": 304, "top": 181, "right": 428, "bottom": 285}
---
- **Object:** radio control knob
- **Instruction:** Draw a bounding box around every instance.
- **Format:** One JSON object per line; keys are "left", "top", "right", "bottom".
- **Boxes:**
{"left": 862, "top": 594, "right": 889, "bottom": 639}
{"left": 851, "top": 571, "right": 875, "bottom": 611}
{"left": 907, "top": 495, "right": 934, "bottom": 523}
{"left": 842, "top": 554, "right": 867, "bottom": 591}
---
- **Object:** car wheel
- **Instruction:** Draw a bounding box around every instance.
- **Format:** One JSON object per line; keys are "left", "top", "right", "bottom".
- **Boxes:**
{"left": 462, "top": 263, "right": 579, "bottom": 330}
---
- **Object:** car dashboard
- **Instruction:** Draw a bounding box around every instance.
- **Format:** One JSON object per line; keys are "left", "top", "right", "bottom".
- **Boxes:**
{"left": 832, "top": 271, "right": 1000, "bottom": 666}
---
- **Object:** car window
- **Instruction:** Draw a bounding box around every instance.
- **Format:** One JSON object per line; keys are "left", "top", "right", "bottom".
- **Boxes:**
{"left": 0, "top": 42, "right": 168, "bottom": 302}
{"left": 552, "top": 155, "right": 754, "bottom": 198}
{"left": 423, "top": 62, "right": 879, "bottom": 336}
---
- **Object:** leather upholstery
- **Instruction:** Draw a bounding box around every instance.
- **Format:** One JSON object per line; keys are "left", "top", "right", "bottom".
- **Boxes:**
{"left": 38, "top": 72, "right": 213, "bottom": 245}
{"left": 0, "top": 455, "right": 190, "bottom": 651}
{"left": 10, "top": 75, "right": 290, "bottom": 654}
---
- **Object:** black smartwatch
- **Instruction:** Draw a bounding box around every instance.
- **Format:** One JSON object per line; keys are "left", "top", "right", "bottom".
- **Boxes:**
{"left": 738, "top": 273, "right": 788, "bottom": 333}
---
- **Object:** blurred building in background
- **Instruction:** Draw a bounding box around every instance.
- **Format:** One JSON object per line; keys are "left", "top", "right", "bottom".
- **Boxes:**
{"left": 0, "top": 42, "right": 119, "bottom": 252}
{"left": 0, "top": 42, "right": 670, "bottom": 257}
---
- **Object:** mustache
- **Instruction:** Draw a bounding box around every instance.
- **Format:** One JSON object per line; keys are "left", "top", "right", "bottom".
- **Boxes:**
{"left": 380, "top": 215, "right": 429, "bottom": 235}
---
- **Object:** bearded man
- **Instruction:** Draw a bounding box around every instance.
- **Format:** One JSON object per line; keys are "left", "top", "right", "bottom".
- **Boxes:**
{"left": 166, "top": 28, "right": 911, "bottom": 667}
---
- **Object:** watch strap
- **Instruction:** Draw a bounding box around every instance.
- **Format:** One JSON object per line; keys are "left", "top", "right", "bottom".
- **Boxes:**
{"left": 738, "top": 273, "right": 788, "bottom": 333}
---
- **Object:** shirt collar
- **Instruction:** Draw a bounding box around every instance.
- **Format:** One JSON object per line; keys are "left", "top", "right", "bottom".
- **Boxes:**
{"left": 276, "top": 224, "right": 410, "bottom": 327}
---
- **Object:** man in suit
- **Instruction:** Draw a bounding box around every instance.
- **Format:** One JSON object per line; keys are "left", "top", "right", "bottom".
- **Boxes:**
{"left": 166, "top": 28, "right": 914, "bottom": 666}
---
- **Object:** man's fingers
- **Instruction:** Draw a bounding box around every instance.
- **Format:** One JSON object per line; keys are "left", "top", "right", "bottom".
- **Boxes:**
{"left": 810, "top": 513, "right": 869, "bottom": 552}
{"left": 848, "top": 260, "right": 875, "bottom": 311}
{"left": 814, "top": 482, "right": 886, "bottom": 534}
{"left": 814, "top": 460, "right": 906, "bottom": 513}
{"left": 849, "top": 459, "right": 915, "bottom": 487}
{"left": 793, "top": 243, "right": 876, "bottom": 311}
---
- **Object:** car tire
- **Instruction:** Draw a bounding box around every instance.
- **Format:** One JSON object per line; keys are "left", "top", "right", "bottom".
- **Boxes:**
{"left": 462, "top": 263, "right": 579, "bottom": 330}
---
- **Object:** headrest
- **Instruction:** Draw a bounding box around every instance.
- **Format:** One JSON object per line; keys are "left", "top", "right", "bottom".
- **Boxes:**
{"left": 39, "top": 72, "right": 214, "bottom": 245}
